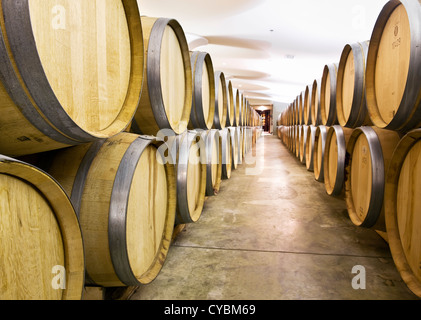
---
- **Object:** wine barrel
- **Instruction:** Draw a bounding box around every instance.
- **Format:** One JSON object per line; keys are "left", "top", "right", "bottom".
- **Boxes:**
{"left": 305, "top": 125, "right": 317, "bottom": 172}
{"left": 324, "top": 125, "right": 354, "bottom": 196}
{"left": 336, "top": 41, "right": 372, "bottom": 128}
{"left": 229, "top": 127, "right": 240, "bottom": 170}
{"left": 299, "top": 125, "right": 309, "bottom": 164}
{"left": 226, "top": 80, "right": 235, "bottom": 127}
{"left": 345, "top": 127, "right": 401, "bottom": 230}
{"left": 311, "top": 79, "right": 322, "bottom": 126}
{"left": 168, "top": 131, "right": 207, "bottom": 224}
{"left": 220, "top": 128, "right": 232, "bottom": 179}
{"left": 298, "top": 91, "right": 305, "bottom": 125}
{"left": 200, "top": 130, "right": 222, "bottom": 196}
{"left": 0, "top": 0, "right": 143, "bottom": 157}
{"left": 295, "top": 125, "right": 302, "bottom": 159}
{"left": 213, "top": 71, "right": 228, "bottom": 130}
{"left": 320, "top": 63, "right": 339, "bottom": 126}
{"left": 313, "top": 125, "right": 329, "bottom": 182}
{"left": 366, "top": 0, "right": 421, "bottom": 132}
{"left": 303, "top": 84, "right": 313, "bottom": 125}
{"left": 234, "top": 89, "right": 241, "bottom": 127}
{"left": 132, "top": 17, "right": 192, "bottom": 136}
{"left": 0, "top": 156, "right": 84, "bottom": 300}
{"left": 385, "top": 129, "right": 421, "bottom": 298}
{"left": 189, "top": 51, "right": 215, "bottom": 130}
{"left": 47, "top": 133, "right": 176, "bottom": 287}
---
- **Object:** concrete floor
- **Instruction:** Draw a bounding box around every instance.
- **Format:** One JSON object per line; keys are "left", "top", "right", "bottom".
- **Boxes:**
{"left": 131, "top": 133, "right": 418, "bottom": 300}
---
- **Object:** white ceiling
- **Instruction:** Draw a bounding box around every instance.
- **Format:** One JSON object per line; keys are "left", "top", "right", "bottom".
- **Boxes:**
{"left": 137, "top": 0, "right": 390, "bottom": 106}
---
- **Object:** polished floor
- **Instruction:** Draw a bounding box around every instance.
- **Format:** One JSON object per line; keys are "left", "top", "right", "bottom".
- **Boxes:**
{"left": 130, "top": 133, "right": 418, "bottom": 300}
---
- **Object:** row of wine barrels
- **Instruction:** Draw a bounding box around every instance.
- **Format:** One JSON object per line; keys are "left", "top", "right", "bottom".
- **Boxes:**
{"left": 0, "top": 2, "right": 253, "bottom": 159}
{"left": 1, "top": 123, "right": 258, "bottom": 298}
{"left": 283, "top": 0, "right": 421, "bottom": 134}
{"left": 0, "top": 0, "right": 144, "bottom": 157}
{"left": 278, "top": 124, "right": 421, "bottom": 298}
{"left": 0, "top": 156, "right": 85, "bottom": 300}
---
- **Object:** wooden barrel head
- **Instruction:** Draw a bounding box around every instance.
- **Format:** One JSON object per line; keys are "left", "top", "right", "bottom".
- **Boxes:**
{"left": 186, "top": 138, "right": 206, "bottom": 222}
{"left": 213, "top": 71, "right": 227, "bottom": 130}
{"left": 337, "top": 42, "right": 370, "bottom": 128}
{"left": 385, "top": 129, "right": 421, "bottom": 297}
{"left": 126, "top": 144, "right": 169, "bottom": 283}
{"left": 341, "top": 49, "right": 356, "bottom": 122}
{"left": 366, "top": 0, "right": 421, "bottom": 132}
{"left": 0, "top": 157, "right": 84, "bottom": 300}
{"left": 161, "top": 25, "right": 187, "bottom": 130}
{"left": 350, "top": 133, "right": 373, "bottom": 224}
{"left": 305, "top": 126, "right": 316, "bottom": 171}
{"left": 0, "top": 174, "right": 64, "bottom": 300}
{"left": 0, "top": 0, "right": 143, "bottom": 156}
{"left": 374, "top": 3, "right": 411, "bottom": 125}
{"left": 29, "top": 0, "right": 131, "bottom": 133}
{"left": 325, "top": 129, "right": 339, "bottom": 194}
{"left": 321, "top": 64, "right": 337, "bottom": 126}
{"left": 396, "top": 140, "right": 421, "bottom": 286}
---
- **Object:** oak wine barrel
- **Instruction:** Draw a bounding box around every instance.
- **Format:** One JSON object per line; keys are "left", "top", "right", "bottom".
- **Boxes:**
{"left": 226, "top": 80, "right": 235, "bottom": 127}
{"left": 320, "top": 63, "right": 339, "bottom": 126}
{"left": 311, "top": 79, "right": 322, "bottom": 126}
{"left": 385, "top": 128, "right": 421, "bottom": 298}
{"left": 344, "top": 127, "right": 401, "bottom": 230}
{"left": 366, "top": 0, "right": 421, "bottom": 132}
{"left": 132, "top": 17, "right": 192, "bottom": 136}
{"left": 189, "top": 51, "right": 215, "bottom": 130}
{"left": 305, "top": 125, "right": 317, "bottom": 172}
{"left": 229, "top": 127, "right": 240, "bottom": 170}
{"left": 200, "top": 129, "right": 222, "bottom": 196}
{"left": 299, "top": 125, "right": 309, "bottom": 165}
{"left": 168, "top": 130, "right": 207, "bottom": 224}
{"left": 0, "top": 0, "right": 144, "bottom": 157}
{"left": 0, "top": 156, "right": 84, "bottom": 300}
{"left": 295, "top": 125, "right": 302, "bottom": 159}
{"left": 303, "top": 85, "right": 313, "bottom": 125}
{"left": 47, "top": 133, "right": 177, "bottom": 287}
{"left": 336, "top": 41, "right": 372, "bottom": 128}
{"left": 220, "top": 128, "right": 232, "bottom": 179}
{"left": 234, "top": 89, "right": 241, "bottom": 127}
{"left": 213, "top": 71, "right": 228, "bottom": 130}
{"left": 324, "top": 125, "right": 353, "bottom": 196}
{"left": 313, "top": 125, "right": 329, "bottom": 182}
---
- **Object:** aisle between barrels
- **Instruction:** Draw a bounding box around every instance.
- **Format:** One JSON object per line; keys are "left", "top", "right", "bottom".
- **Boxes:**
{"left": 130, "top": 134, "right": 418, "bottom": 300}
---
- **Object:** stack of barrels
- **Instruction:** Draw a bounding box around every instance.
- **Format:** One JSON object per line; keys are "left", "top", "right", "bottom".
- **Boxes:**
{"left": 0, "top": 0, "right": 263, "bottom": 300}
{"left": 277, "top": 0, "right": 421, "bottom": 298}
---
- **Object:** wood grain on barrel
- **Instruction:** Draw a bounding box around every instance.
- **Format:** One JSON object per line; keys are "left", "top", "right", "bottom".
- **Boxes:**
{"left": 0, "top": 174, "right": 64, "bottom": 300}
{"left": 29, "top": 0, "right": 131, "bottom": 133}
{"left": 397, "top": 140, "right": 421, "bottom": 284}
